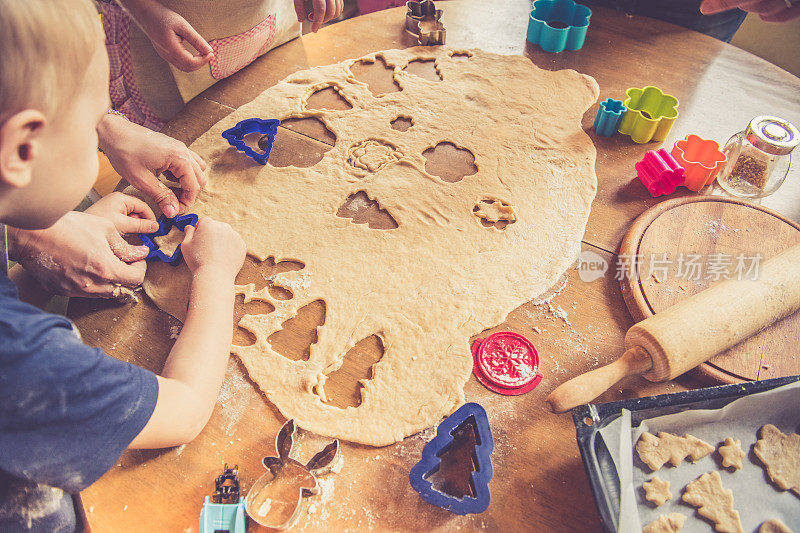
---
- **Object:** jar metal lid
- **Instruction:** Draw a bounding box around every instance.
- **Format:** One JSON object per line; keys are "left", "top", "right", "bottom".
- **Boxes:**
{"left": 746, "top": 115, "right": 800, "bottom": 156}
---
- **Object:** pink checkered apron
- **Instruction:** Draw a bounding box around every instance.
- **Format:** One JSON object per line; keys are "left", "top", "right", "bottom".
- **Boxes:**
{"left": 208, "top": 15, "right": 277, "bottom": 79}
{"left": 100, "top": 2, "right": 165, "bottom": 131}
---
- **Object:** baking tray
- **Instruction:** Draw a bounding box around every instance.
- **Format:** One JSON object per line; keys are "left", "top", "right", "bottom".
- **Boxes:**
{"left": 571, "top": 374, "right": 800, "bottom": 532}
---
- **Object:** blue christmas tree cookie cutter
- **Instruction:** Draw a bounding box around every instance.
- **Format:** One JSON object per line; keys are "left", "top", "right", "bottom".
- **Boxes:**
{"left": 139, "top": 213, "right": 198, "bottom": 266}
{"left": 221, "top": 118, "right": 281, "bottom": 165}
{"left": 527, "top": 0, "right": 592, "bottom": 53}
{"left": 409, "top": 402, "right": 494, "bottom": 515}
{"left": 593, "top": 98, "right": 627, "bottom": 137}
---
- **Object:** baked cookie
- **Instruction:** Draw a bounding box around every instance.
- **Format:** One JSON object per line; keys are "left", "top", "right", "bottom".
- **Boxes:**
{"left": 636, "top": 431, "right": 714, "bottom": 471}
{"left": 753, "top": 424, "right": 800, "bottom": 497}
{"left": 759, "top": 519, "right": 793, "bottom": 533}
{"left": 643, "top": 476, "right": 672, "bottom": 506}
{"left": 643, "top": 513, "right": 686, "bottom": 533}
{"left": 682, "top": 471, "right": 743, "bottom": 533}
{"left": 718, "top": 438, "right": 746, "bottom": 470}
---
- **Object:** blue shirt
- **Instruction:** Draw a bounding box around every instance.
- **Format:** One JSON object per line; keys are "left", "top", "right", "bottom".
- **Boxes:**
{"left": 0, "top": 274, "right": 158, "bottom": 531}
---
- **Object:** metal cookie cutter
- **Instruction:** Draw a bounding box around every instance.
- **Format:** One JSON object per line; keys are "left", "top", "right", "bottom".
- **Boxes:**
{"left": 245, "top": 420, "right": 340, "bottom": 530}
{"left": 527, "top": 0, "right": 592, "bottom": 53}
{"left": 405, "top": 0, "right": 446, "bottom": 46}
{"left": 671, "top": 134, "right": 727, "bottom": 191}
{"left": 221, "top": 118, "right": 281, "bottom": 165}
{"left": 409, "top": 402, "right": 494, "bottom": 515}
{"left": 139, "top": 213, "right": 198, "bottom": 266}
{"left": 618, "top": 86, "right": 679, "bottom": 144}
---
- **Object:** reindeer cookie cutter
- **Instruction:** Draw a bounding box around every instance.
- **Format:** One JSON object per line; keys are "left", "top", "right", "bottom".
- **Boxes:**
{"left": 405, "top": 0, "right": 446, "bottom": 46}
{"left": 245, "top": 419, "right": 340, "bottom": 530}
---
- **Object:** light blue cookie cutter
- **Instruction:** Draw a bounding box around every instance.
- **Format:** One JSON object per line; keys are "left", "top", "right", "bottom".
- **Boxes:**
{"left": 527, "top": 0, "right": 592, "bottom": 53}
{"left": 593, "top": 98, "right": 627, "bottom": 137}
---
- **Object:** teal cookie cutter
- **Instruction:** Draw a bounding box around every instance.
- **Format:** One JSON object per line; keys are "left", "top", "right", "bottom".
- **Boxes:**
{"left": 618, "top": 86, "right": 679, "bottom": 144}
{"left": 593, "top": 98, "right": 627, "bottom": 137}
{"left": 526, "top": 0, "right": 592, "bottom": 53}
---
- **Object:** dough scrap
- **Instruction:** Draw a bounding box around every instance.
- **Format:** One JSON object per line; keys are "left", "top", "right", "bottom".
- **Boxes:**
{"left": 152, "top": 226, "right": 184, "bottom": 256}
{"left": 753, "top": 424, "right": 800, "bottom": 497}
{"left": 643, "top": 475, "right": 672, "bottom": 506}
{"left": 643, "top": 513, "right": 686, "bottom": 533}
{"left": 718, "top": 437, "right": 746, "bottom": 470}
{"left": 143, "top": 47, "right": 599, "bottom": 445}
{"left": 759, "top": 519, "right": 793, "bottom": 533}
{"left": 636, "top": 431, "right": 715, "bottom": 471}
{"left": 682, "top": 471, "right": 743, "bottom": 533}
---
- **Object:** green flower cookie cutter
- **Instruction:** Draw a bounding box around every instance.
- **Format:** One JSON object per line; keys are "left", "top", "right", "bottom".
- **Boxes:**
{"left": 618, "top": 86, "right": 679, "bottom": 144}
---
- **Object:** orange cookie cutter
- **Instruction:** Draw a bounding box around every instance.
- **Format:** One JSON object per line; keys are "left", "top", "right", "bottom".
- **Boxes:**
{"left": 670, "top": 134, "right": 727, "bottom": 191}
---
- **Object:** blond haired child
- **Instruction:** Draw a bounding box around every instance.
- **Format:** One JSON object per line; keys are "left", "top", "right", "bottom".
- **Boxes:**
{"left": 0, "top": 1, "right": 246, "bottom": 531}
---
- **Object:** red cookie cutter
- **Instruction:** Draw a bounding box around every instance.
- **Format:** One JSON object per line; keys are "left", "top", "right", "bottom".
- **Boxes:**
{"left": 635, "top": 148, "right": 685, "bottom": 197}
{"left": 471, "top": 332, "right": 543, "bottom": 395}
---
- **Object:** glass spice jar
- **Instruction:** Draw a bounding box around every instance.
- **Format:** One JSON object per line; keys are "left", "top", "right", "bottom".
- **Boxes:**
{"left": 717, "top": 115, "right": 799, "bottom": 199}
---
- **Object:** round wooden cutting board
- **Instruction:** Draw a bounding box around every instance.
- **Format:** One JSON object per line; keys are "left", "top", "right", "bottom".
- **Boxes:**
{"left": 619, "top": 196, "right": 800, "bottom": 384}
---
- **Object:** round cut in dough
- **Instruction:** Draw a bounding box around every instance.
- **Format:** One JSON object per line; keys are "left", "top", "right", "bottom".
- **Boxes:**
{"left": 144, "top": 47, "right": 598, "bottom": 445}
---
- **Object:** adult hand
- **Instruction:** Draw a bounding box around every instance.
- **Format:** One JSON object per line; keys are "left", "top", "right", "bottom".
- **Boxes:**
{"left": 98, "top": 113, "right": 207, "bottom": 218}
{"left": 8, "top": 194, "right": 158, "bottom": 298}
{"left": 121, "top": 0, "right": 213, "bottom": 72}
{"left": 700, "top": 0, "right": 800, "bottom": 22}
{"left": 293, "top": 0, "right": 344, "bottom": 32}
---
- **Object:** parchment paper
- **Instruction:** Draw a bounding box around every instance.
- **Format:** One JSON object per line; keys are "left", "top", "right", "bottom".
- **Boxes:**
{"left": 597, "top": 381, "right": 800, "bottom": 532}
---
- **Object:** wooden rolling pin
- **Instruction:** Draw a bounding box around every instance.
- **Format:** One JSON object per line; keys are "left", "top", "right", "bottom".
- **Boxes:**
{"left": 546, "top": 242, "right": 800, "bottom": 413}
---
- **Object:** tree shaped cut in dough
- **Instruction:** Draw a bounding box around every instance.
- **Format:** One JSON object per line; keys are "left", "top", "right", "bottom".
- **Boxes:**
{"left": 636, "top": 431, "right": 714, "bottom": 471}
{"left": 682, "top": 471, "right": 743, "bottom": 533}
{"left": 753, "top": 424, "right": 800, "bottom": 496}
{"left": 643, "top": 513, "right": 686, "bottom": 533}
{"left": 145, "top": 47, "right": 599, "bottom": 445}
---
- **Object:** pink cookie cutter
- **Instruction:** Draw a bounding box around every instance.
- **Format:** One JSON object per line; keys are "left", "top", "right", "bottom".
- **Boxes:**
{"left": 670, "top": 134, "right": 727, "bottom": 192}
{"left": 635, "top": 149, "right": 684, "bottom": 197}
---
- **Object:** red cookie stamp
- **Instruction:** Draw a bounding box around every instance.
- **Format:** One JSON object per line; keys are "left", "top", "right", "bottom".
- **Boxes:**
{"left": 472, "top": 331, "right": 543, "bottom": 395}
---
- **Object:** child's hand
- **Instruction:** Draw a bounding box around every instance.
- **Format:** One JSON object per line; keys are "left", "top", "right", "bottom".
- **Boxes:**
{"left": 180, "top": 217, "right": 246, "bottom": 279}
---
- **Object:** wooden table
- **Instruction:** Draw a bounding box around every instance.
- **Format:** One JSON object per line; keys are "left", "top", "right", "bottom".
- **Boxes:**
{"left": 71, "top": 2, "right": 800, "bottom": 531}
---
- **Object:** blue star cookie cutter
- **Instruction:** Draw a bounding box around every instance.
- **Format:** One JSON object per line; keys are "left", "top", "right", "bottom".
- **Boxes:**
{"left": 139, "top": 213, "right": 198, "bottom": 266}
{"left": 593, "top": 98, "right": 627, "bottom": 137}
{"left": 221, "top": 118, "right": 281, "bottom": 165}
{"left": 527, "top": 0, "right": 592, "bottom": 53}
{"left": 409, "top": 402, "right": 494, "bottom": 515}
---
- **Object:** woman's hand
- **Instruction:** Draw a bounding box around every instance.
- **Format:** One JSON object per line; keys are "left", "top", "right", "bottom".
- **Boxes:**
{"left": 98, "top": 113, "right": 207, "bottom": 218}
{"left": 120, "top": 0, "right": 214, "bottom": 72}
{"left": 294, "top": 0, "right": 344, "bottom": 32}
{"left": 8, "top": 194, "right": 158, "bottom": 298}
{"left": 701, "top": 0, "right": 800, "bottom": 22}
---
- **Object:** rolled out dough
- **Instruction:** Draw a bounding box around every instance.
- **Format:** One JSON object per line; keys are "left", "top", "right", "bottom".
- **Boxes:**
{"left": 143, "top": 47, "right": 598, "bottom": 445}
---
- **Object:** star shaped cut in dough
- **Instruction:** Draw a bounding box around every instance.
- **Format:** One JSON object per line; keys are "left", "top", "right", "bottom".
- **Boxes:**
{"left": 718, "top": 437, "right": 746, "bottom": 470}
{"left": 643, "top": 475, "right": 672, "bottom": 506}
